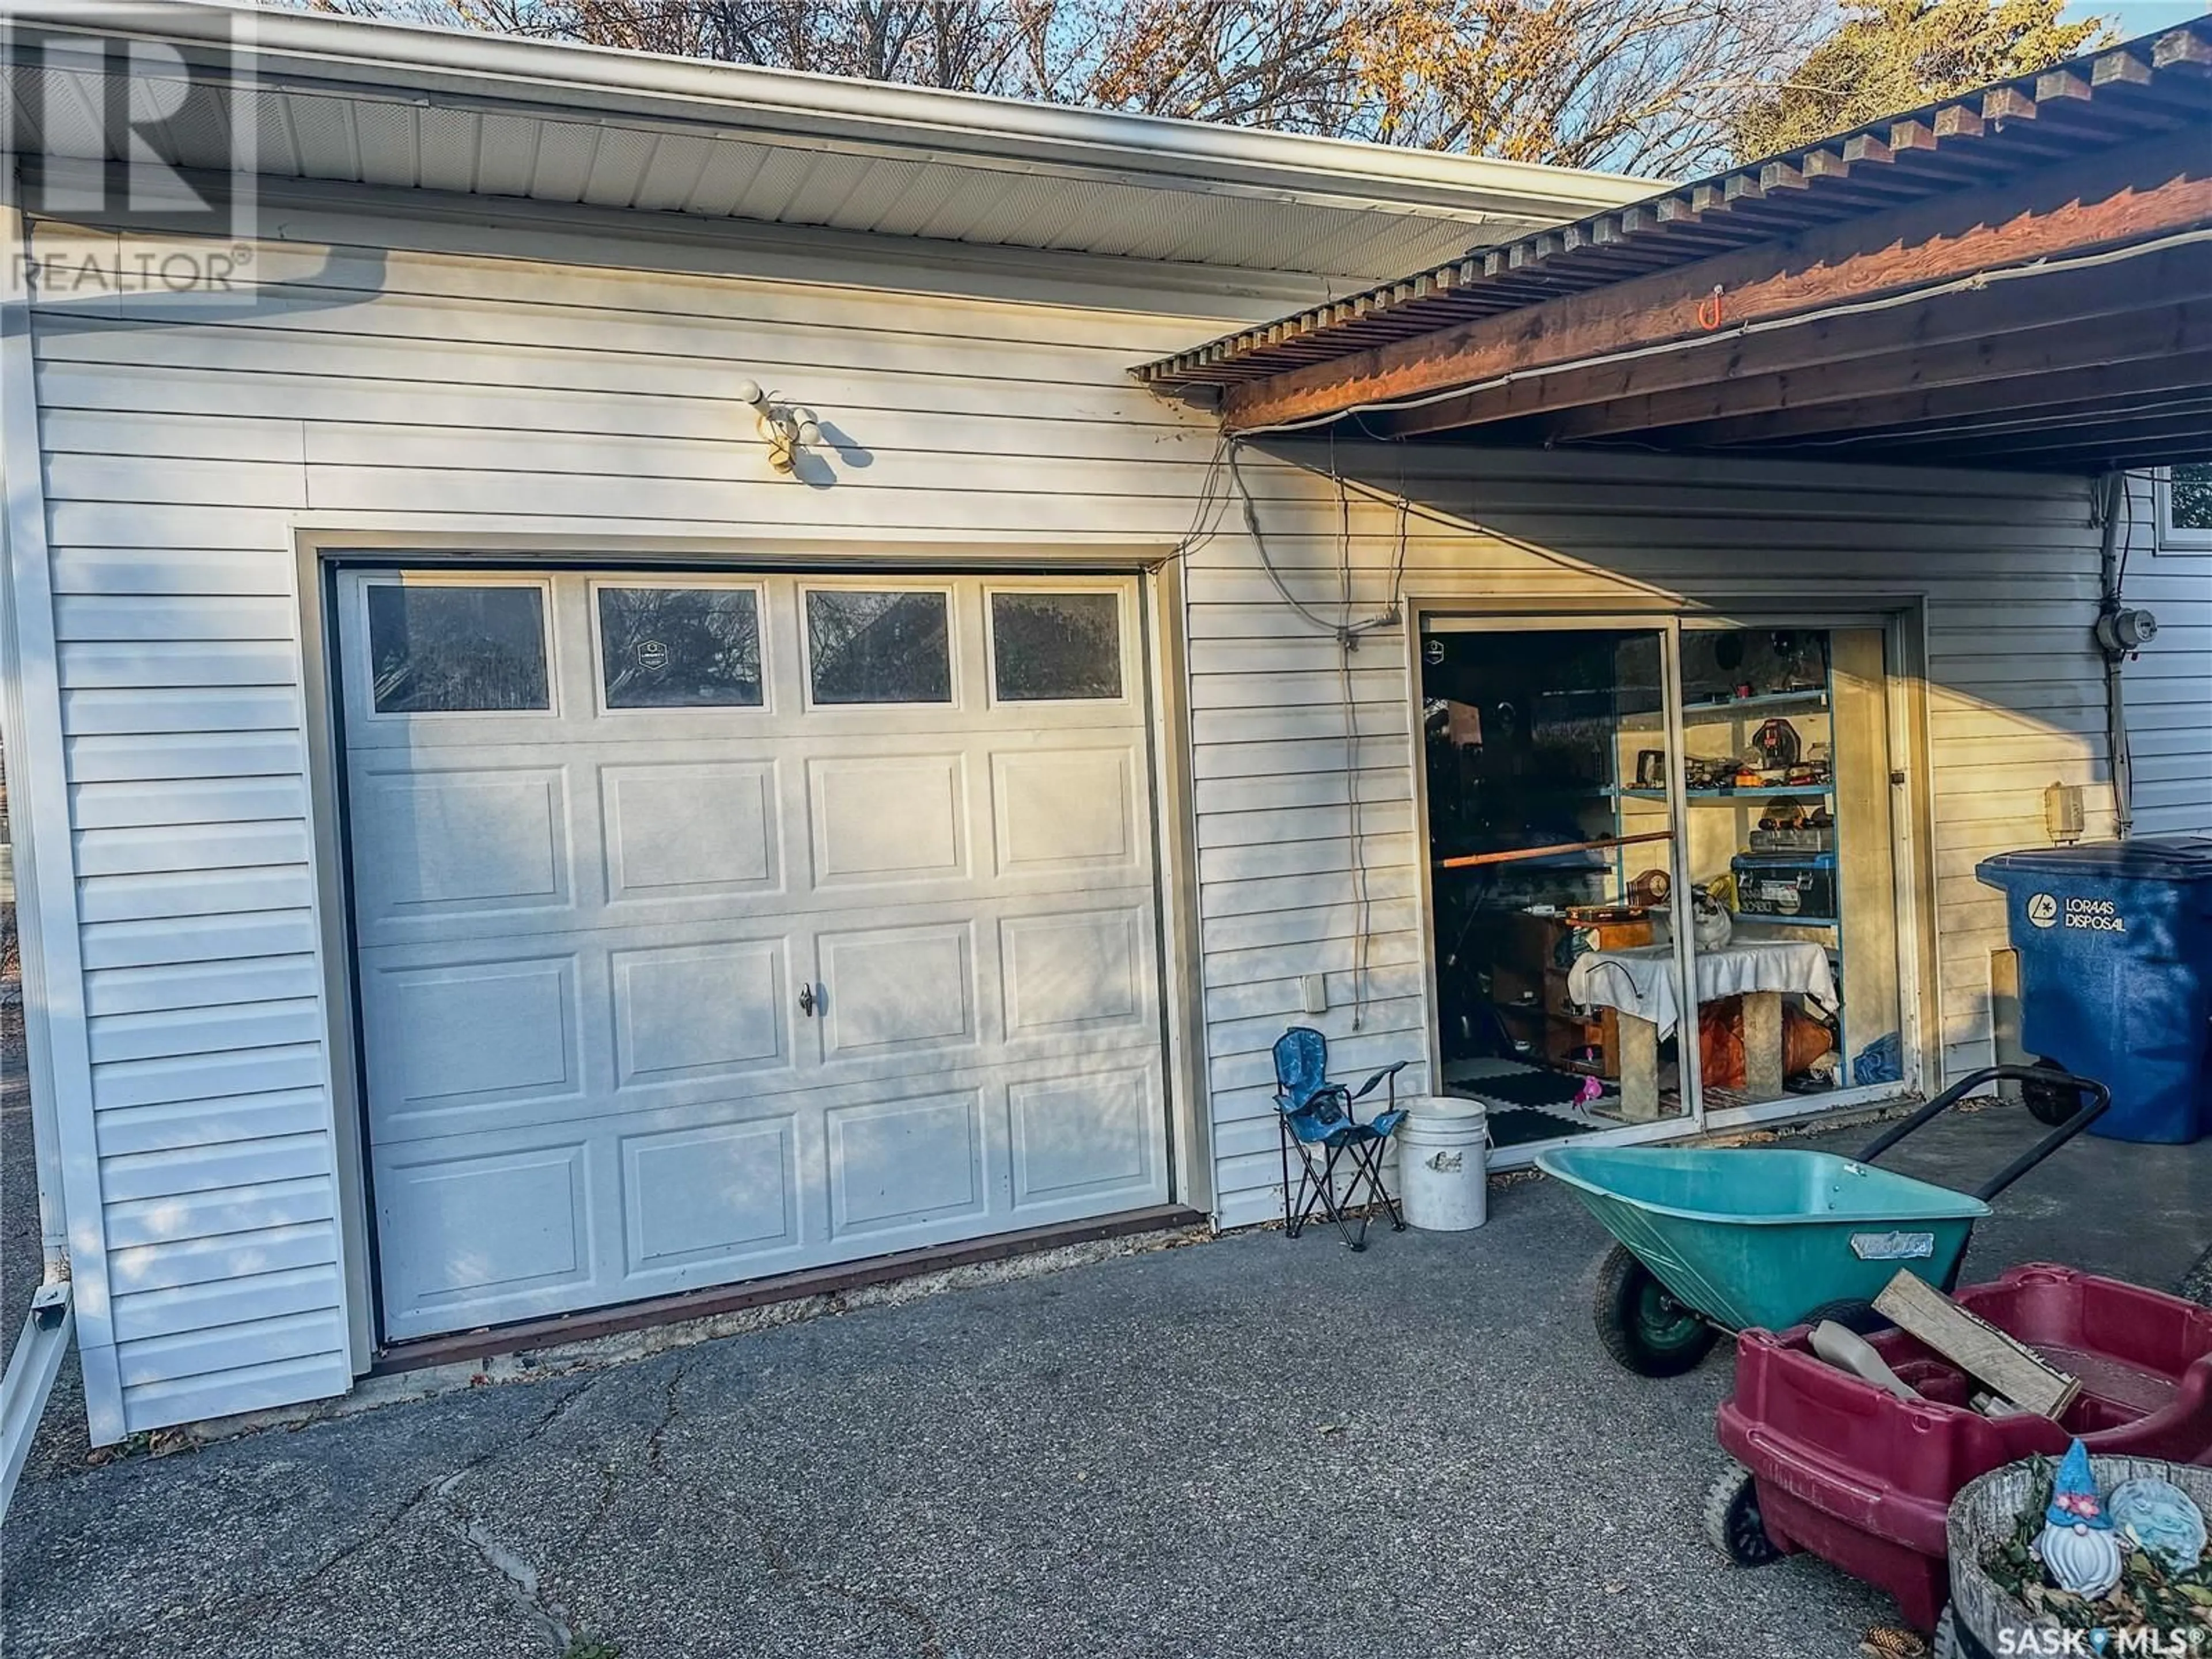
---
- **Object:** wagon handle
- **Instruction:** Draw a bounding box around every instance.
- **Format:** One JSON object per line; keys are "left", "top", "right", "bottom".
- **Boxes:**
{"left": 1853, "top": 1065, "right": 2111, "bottom": 1203}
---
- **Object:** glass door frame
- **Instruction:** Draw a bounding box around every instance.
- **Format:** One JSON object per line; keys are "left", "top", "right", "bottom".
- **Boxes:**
{"left": 1410, "top": 609, "right": 1709, "bottom": 1164}
{"left": 1676, "top": 604, "right": 1929, "bottom": 1136}
{"left": 1404, "top": 599, "right": 1928, "bottom": 1168}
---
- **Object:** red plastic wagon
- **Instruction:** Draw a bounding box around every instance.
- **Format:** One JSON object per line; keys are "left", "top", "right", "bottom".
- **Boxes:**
{"left": 1707, "top": 1262, "right": 2212, "bottom": 1632}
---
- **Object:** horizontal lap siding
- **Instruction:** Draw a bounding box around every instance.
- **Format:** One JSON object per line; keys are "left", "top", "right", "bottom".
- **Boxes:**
{"left": 1194, "top": 442, "right": 2119, "bottom": 1228}
{"left": 2120, "top": 475, "right": 2212, "bottom": 837}
{"left": 29, "top": 209, "right": 2194, "bottom": 1396}
{"left": 28, "top": 214, "right": 1261, "bottom": 1436}
{"left": 42, "top": 493, "right": 351, "bottom": 1431}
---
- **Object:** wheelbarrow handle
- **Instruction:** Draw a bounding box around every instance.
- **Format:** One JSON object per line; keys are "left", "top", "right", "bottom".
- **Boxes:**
{"left": 1852, "top": 1065, "right": 2111, "bottom": 1203}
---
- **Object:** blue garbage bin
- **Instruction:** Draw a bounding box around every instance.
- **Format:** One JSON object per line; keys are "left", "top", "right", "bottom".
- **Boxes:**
{"left": 1975, "top": 837, "right": 2212, "bottom": 1143}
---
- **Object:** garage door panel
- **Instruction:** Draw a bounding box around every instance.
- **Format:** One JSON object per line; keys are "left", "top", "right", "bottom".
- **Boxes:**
{"left": 990, "top": 746, "right": 1138, "bottom": 876}
{"left": 342, "top": 570, "right": 1169, "bottom": 1343}
{"left": 806, "top": 753, "right": 969, "bottom": 886}
{"left": 364, "top": 954, "right": 585, "bottom": 1131}
{"left": 825, "top": 1089, "right": 987, "bottom": 1238}
{"left": 619, "top": 1118, "right": 801, "bottom": 1278}
{"left": 601, "top": 759, "right": 782, "bottom": 903}
{"left": 612, "top": 940, "right": 789, "bottom": 1087}
{"left": 375, "top": 1139, "right": 593, "bottom": 1339}
{"left": 351, "top": 762, "right": 575, "bottom": 931}
{"left": 1009, "top": 1066, "right": 1161, "bottom": 1210}
{"left": 816, "top": 922, "right": 978, "bottom": 1061}
{"left": 1001, "top": 907, "right": 1151, "bottom": 1037}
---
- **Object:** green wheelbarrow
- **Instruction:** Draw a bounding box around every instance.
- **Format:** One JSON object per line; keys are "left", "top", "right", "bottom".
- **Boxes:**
{"left": 1535, "top": 1065, "right": 2111, "bottom": 1377}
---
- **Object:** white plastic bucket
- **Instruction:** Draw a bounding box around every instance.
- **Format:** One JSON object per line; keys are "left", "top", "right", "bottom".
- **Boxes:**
{"left": 1396, "top": 1099, "right": 1490, "bottom": 1231}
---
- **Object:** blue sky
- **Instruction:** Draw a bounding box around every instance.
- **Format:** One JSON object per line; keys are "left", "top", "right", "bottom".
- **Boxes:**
{"left": 2065, "top": 1, "right": 2207, "bottom": 36}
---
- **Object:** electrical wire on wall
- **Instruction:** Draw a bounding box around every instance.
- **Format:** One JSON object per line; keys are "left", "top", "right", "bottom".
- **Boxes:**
{"left": 2113, "top": 476, "right": 2136, "bottom": 839}
{"left": 1182, "top": 433, "right": 1412, "bottom": 1035}
{"left": 2097, "top": 470, "right": 2161, "bottom": 840}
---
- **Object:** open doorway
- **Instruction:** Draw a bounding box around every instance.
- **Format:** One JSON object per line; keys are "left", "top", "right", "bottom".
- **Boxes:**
{"left": 1419, "top": 623, "right": 1690, "bottom": 1147}
{"left": 1418, "top": 613, "right": 1908, "bottom": 1152}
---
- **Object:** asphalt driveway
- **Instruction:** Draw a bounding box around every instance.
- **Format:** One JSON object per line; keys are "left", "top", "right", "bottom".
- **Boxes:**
{"left": 4, "top": 1101, "right": 2208, "bottom": 1659}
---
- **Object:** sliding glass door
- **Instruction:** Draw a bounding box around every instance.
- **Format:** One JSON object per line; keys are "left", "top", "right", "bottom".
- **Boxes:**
{"left": 1419, "top": 619, "right": 1694, "bottom": 1149}
{"left": 1418, "top": 611, "right": 1908, "bottom": 1153}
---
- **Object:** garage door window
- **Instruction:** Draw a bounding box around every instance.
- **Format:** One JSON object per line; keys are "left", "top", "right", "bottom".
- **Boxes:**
{"left": 597, "top": 586, "right": 764, "bottom": 709}
{"left": 990, "top": 592, "right": 1123, "bottom": 702}
{"left": 804, "top": 589, "right": 952, "bottom": 704}
{"left": 365, "top": 582, "right": 550, "bottom": 714}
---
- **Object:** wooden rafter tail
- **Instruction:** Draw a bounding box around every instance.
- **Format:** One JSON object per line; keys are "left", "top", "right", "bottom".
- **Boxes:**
{"left": 1977, "top": 84, "right": 2077, "bottom": 154}
{"left": 2151, "top": 24, "right": 2212, "bottom": 71}
{"left": 1930, "top": 103, "right": 1985, "bottom": 142}
{"left": 2090, "top": 48, "right": 2155, "bottom": 89}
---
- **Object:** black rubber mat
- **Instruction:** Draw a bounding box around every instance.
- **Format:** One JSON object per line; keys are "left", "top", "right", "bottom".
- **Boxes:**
{"left": 1465, "top": 1069, "right": 1599, "bottom": 1109}
{"left": 1483, "top": 1107, "right": 1605, "bottom": 1149}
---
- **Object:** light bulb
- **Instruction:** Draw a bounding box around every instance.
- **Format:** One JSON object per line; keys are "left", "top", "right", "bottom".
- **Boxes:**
{"left": 735, "top": 377, "right": 764, "bottom": 408}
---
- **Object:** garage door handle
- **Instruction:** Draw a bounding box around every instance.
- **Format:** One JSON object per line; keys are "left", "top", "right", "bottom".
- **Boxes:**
{"left": 798, "top": 983, "right": 817, "bottom": 1017}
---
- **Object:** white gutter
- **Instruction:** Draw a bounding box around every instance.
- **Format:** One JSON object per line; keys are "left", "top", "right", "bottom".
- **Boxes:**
{"left": 3, "top": 1, "right": 1656, "bottom": 222}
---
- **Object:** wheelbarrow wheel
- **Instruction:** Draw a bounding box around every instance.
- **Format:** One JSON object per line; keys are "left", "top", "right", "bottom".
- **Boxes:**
{"left": 1702, "top": 1460, "right": 1783, "bottom": 1567}
{"left": 2022, "top": 1058, "right": 2088, "bottom": 1127}
{"left": 1593, "top": 1243, "right": 1718, "bottom": 1377}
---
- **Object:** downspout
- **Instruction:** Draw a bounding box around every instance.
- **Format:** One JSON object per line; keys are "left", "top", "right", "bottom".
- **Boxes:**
{"left": 0, "top": 184, "right": 77, "bottom": 1518}
{"left": 2093, "top": 471, "right": 2158, "bottom": 842}
{"left": 0, "top": 192, "right": 66, "bottom": 1282}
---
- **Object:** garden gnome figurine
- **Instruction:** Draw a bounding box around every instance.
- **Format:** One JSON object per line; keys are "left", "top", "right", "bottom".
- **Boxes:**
{"left": 2038, "top": 1440, "right": 2124, "bottom": 1599}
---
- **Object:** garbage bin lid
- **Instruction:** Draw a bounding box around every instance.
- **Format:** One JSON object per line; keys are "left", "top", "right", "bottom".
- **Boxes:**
{"left": 1976, "top": 836, "right": 2212, "bottom": 882}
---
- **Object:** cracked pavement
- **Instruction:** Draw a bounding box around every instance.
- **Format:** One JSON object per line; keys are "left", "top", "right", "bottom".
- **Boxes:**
{"left": 4, "top": 1104, "right": 2209, "bottom": 1659}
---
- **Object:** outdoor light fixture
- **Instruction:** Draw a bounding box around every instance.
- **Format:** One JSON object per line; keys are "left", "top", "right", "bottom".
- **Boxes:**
{"left": 736, "top": 378, "right": 824, "bottom": 475}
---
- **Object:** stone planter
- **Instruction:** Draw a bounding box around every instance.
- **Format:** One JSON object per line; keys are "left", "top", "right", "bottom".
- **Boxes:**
{"left": 1946, "top": 1456, "right": 2212, "bottom": 1659}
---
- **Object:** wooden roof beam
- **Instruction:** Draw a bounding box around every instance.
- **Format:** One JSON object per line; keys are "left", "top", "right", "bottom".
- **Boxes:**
{"left": 1488, "top": 294, "right": 2203, "bottom": 448}
{"left": 1532, "top": 294, "right": 2203, "bottom": 441}
{"left": 1886, "top": 407, "right": 2212, "bottom": 464}
{"left": 1634, "top": 328, "right": 2212, "bottom": 448}
{"left": 1740, "top": 382, "right": 2212, "bottom": 453}
{"left": 1359, "top": 239, "right": 2211, "bottom": 438}
{"left": 1220, "top": 130, "right": 2212, "bottom": 433}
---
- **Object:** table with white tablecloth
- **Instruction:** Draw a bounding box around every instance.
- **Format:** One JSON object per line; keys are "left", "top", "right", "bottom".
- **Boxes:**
{"left": 1565, "top": 941, "right": 1838, "bottom": 1118}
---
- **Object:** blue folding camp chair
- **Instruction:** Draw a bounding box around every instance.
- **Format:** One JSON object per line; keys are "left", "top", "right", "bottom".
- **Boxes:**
{"left": 1271, "top": 1026, "right": 1409, "bottom": 1251}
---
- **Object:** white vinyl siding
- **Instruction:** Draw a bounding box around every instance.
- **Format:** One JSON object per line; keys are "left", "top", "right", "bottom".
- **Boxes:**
{"left": 20, "top": 200, "right": 2199, "bottom": 1430}
{"left": 25, "top": 211, "right": 1258, "bottom": 1440}
{"left": 1187, "top": 442, "right": 2129, "bottom": 1227}
{"left": 2123, "top": 472, "right": 2212, "bottom": 836}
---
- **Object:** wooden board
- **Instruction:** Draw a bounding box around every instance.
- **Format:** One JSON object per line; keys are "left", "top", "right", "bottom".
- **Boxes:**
{"left": 1874, "top": 1270, "right": 2083, "bottom": 1419}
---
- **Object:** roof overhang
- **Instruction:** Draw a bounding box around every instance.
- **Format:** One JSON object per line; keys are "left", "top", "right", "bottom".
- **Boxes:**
{"left": 1139, "top": 21, "right": 2212, "bottom": 472}
{"left": 2, "top": 1, "right": 1651, "bottom": 283}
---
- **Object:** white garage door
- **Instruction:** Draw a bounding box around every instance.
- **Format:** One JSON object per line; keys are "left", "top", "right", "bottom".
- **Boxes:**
{"left": 337, "top": 569, "right": 1170, "bottom": 1341}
